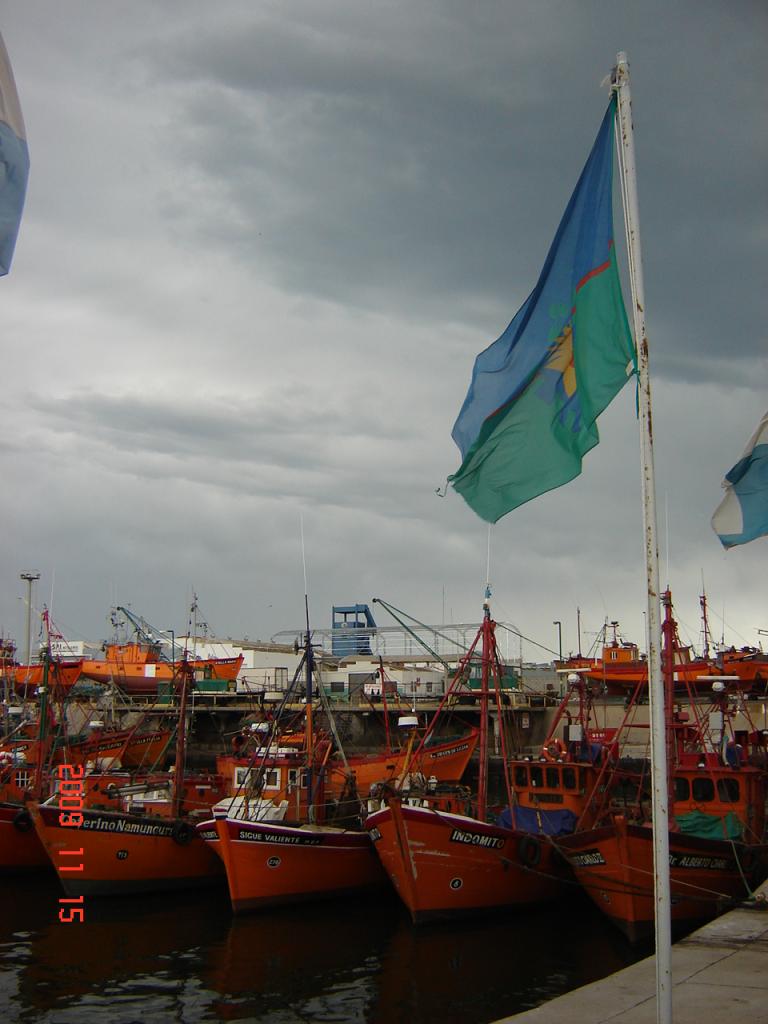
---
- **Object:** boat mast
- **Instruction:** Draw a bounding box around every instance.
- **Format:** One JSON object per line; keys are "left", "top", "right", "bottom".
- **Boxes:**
{"left": 33, "top": 648, "right": 51, "bottom": 800}
{"left": 700, "top": 590, "right": 712, "bottom": 660}
{"left": 476, "top": 588, "right": 493, "bottom": 820}
{"left": 612, "top": 52, "right": 672, "bottom": 1023}
{"left": 172, "top": 657, "right": 190, "bottom": 817}
{"left": 378, "top": 656, "right": 393, "bottom": 755}
{"left": 304, "top": 593, "right": 315, "bottom": 822}
{"left": 661, "top": 591, "right": 677, "bottom": 802}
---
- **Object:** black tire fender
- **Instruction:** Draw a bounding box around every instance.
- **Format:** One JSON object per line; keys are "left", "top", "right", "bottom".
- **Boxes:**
{"left": 172, "top": 820, "right": 195, "bottom": 846}
{"left": 13, "top": 808, "right": 33, "bottom": 833}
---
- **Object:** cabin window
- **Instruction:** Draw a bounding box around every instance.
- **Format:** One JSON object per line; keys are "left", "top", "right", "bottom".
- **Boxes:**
{"left": 234, "top": 767, "right": 253, "bottom": 787}
{"left": 529, "top": 766, "right": 543, "bottom": 788}
{"left": 610, "top": 650, "right": 618, "bottom": 661}
{"left": 15, "top": 769, "right": 32, "bottom": 790}
{"left": 287, "top": 768, "right": 309, "bottom": 789}
{"left": 717, "top": 778, "right": 740, "bottom": 803}
{"left": 330, "top": 681, "right": 345, "bottom": 694}
{"left": 546, "top": 767, "right": 560, "bottom": 789}
{"left": 264, "top": 769, "right": 280, "bottom": 790}
{"left": 288, "top": 769, "right": 308, "bottom": 789}
{"left": 514, "top": 766, "right": 528, "bottom": 787}
{"left": 673, "top": 777, "right": 690, "bottom": 801}
{"left": 692, "top": 778, "right": 715, "bottom": 802}
{"left": 562, "top": 767, "right": 577, "bottom": 790}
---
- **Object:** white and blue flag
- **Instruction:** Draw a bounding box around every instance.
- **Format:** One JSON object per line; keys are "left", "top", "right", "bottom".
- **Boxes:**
{"left": 0, "top": 32, "right": 28, "bottom": 275}
{"left": 712, "top": 410, "right": 768, "bottom": 548}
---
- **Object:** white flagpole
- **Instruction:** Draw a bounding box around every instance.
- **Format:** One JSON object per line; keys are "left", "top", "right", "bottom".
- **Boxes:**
{"left": 612, "top": 52, "right": 673, "bottom": 1024}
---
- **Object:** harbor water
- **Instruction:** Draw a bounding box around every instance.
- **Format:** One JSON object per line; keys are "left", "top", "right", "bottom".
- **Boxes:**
{"left": 1, "top": 872, "right": 647, "bottom": 1024}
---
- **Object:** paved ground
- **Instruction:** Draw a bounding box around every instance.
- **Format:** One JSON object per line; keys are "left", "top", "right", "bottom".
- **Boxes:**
{"left": 498, "top": 885, "right": 768, "bottom": 1023}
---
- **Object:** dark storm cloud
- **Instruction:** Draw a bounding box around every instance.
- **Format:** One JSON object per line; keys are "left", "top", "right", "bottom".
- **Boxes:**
{"left": 129, "top": 2, "right": 767, "bottom": 386}
{"left": 0, "top": 1, "right": 764, "bottom": 652}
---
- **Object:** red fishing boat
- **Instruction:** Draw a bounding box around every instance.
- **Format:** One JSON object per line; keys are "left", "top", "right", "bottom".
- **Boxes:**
{"left": 719, "top": 647, "right": 768, "bottom": 692}
{"left": 65, "top": 724, "right": 172, "bottom": 770}
{"left": 3, "top": 658, "right": 83, "bottom": 695}
{"left": 80, "top": 641, "right": 243, "bottom": 696}
{"left": 1, "top": 611, "right": 84, "bottom": 695}
{"left": 220, "top": 721, "right": 479, "bottom": 806}
{"left": 0, "top": 657, "right": 65, "bottom": 872}
{"left": 199, "top": 617, "right": 388, "bottom": 912}
{"left": 365, "top": 595, "right": 630, "bottom": 923}
{"left": 31, "top": 772, "right": 227, "bottom": 895}
{"left": 556, "top": 591, "right": 768, "bottom": 941}
{"left": 30, "top": 665, "right": 227, "bottom": 895}
{"left": 556, "top": 618, "right": 728, "bottom": 697}
{"left": 80, "top": 603, "right": 243, "bottom": 696}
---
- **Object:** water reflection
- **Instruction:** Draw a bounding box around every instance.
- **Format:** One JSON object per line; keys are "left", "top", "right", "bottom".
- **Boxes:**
{"left": 0, "top": 877, "right": 644, "bottom": 1023}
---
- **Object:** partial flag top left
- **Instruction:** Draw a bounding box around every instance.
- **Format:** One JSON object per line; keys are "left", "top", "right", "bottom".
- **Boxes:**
{"left": 0, "top": 31, "right": 29, "bottom": 276}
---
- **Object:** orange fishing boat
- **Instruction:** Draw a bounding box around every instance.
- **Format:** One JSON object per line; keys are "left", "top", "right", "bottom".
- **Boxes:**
{"left": 199, "top": 621, "right": 388, "bottom": 912}
{"left": 556, "top": 592, "right": 768, "bottom": 941}
{"left": 0, "top": 658, "right": 174, "bottom": 872}
{"left": 32, "top": 777, "right": 227, "bottom": 895}
{"left": 221, "top": 725, "right": 479, "bottom": 804}
{"left": 0, "top": 657, "right": 64, "bottom": 872}
{"left": 80, "top": 603, "right": 243, "bottom": 695}
{"left": 64, "top": 724, "right": 172, "bottom": 770}
{"left": 30, "top": 666, "right": 227, "bottom": 895}
{"left": 206, "top": 809, "right": 384, "bottom": 913}
{"left": 80, "top": 641, "right": 243, "bottom": 696}
{"left": 556, "top": 619, "right": 727, "bottom": 696}
{"left": 366, "top": 595, "right": 629, "bottom": 922}
{"left": 4, "top": 658, "right": 83, "bottom": 695}
{"left": 1, "top": 612, "right": 84, "bottom": 695}
{"left": 719, "top": 647, "right": 768, "bottom": 691}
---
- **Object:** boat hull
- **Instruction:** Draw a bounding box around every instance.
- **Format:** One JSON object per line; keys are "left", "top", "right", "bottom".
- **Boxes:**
{"left": 202, "top": 814, "right": 386, "bottom": 913}
{"left": 80, "top": 654, "right": 243, "bottom": 695}
{"left": 66, "top": 729, "right": 172, "bottom": 769}
{"left": 366, "top": 801, "right": 567, "bottom": 923}
{"left": 557, "top": 817, "right": 768, "bottom": 942}
{"left": 9, "top": 660, "right": 84, "bottom": 694}
{"left": 32, "top": 802, "right": 223, "bottom": 896}
{"left": 0, "top": 801, "right": 50, "bottom": 872}
{"left": 330, "top": 731, "right": 479, "bottom": 797}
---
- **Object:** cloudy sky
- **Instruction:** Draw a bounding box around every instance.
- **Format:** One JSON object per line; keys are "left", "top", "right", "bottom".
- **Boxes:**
{"left": 0, "top": 1, "right": 765, "bottom": 663}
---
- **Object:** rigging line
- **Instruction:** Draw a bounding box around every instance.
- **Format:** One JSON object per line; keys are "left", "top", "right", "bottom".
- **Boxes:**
{"left": 494, "top": 622, "right": 560, "bottom": 659}
{"left": 375, "top": 595, "right": 559, "bottom": 662}
{"left": 552, "top": 865, "right": 742, "bottom": 907}
{"left": 586, "top": 852, "right": 744, "bottom": 901}
{"left": 372, "top": 598, "right": 465, "bottom": 668}
{"left": 314, "top": 662, "right": 350, "bottom": 773}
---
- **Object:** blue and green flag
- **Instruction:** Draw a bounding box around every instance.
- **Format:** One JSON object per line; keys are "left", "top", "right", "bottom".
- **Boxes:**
{"left": 449, "top": 98, "right": 636, "bottom": 523}
{"left": 711, "top": 410, "right": 768, "bottom": 548}
{"left": 0, "top": 33, "right": 28, "bottom": 275}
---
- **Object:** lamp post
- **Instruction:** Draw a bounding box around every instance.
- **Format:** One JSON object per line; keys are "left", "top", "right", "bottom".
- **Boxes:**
{"left": 20, "top": 573, "right": 40, "bottom": 665}
{"left": 553, "top": 620, "right": 562, "bottom": 661}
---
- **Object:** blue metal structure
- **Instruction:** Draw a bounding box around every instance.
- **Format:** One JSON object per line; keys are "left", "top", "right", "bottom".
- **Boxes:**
{"left": 331, "top": 604, "right": 377, "bottom": 657}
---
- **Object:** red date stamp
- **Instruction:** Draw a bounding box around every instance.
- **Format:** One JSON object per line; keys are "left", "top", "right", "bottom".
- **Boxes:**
{"left": 56, "top": 763, "right": 85, "bottom": 923}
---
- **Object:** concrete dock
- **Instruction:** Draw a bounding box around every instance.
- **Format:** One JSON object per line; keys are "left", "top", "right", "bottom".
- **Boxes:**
{"left": 499, "top": 884, "right": 768, "bottom": 1023}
